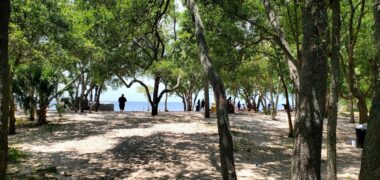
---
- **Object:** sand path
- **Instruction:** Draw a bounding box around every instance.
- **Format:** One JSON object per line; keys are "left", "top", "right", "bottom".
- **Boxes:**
{"left": 8, "top": 111, "right": 361, "bottom": 179}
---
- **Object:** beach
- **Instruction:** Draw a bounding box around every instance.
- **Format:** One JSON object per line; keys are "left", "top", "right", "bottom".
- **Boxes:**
{"left": 8, "top": 111, "right": 361, "bottom": 179}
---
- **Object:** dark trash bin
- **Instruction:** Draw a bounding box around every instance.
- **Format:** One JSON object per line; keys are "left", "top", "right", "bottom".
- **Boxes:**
{"left": 355, "top": 124, "right": 367, "bottom": 148}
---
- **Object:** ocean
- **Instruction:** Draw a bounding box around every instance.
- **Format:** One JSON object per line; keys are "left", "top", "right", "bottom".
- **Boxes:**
{"left": 50, "top": 101, "right": 289, "bottom": 112}
{"left": 101, "top": 101, "right": 184, "bottom": 112}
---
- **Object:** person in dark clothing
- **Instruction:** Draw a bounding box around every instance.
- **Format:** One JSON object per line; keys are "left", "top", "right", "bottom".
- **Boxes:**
{"left": 118, "top": 94, "right": 127, "bottom": 113}
{"left": 201, "top": 99, "right": 205, "bottom": 111}
{"left": 196, "top": 99, "right": 201, "bottom": 112}
{"left": 237, "top": 101, "right": 241, "bottom": 111}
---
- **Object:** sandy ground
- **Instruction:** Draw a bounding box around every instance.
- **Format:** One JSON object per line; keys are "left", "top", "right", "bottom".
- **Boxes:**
{"left": 7, "top": 111, "right": 362, "bottom": 179}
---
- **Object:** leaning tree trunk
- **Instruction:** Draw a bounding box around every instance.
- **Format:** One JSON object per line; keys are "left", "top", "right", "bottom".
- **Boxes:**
{"left": 186, "top": 1, "right": 237, "bottom": 179}
{"left": 291, "top": 1, "right": 328, "bottom": 180}
{"left": 280, "top": 72, "right": 293, "bottom": 138}
{"left": 0, "top": 0, "right": 11, "bottom": 178}
{"left": 204, "top": 75, "right": 210, "bottom": 118}
{"left": 359, "top": 1, "right": 380, "bottom": 178}
{"left": 327, "top": 0, "right": 341, "bottom": 179}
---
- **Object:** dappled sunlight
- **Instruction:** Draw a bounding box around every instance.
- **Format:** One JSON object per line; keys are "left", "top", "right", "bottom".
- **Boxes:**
{"left": 22, "top": 122, "right": 216, "bottom": 154}
{"left": 7, "top": 111, "right": 362, "bottom": 179}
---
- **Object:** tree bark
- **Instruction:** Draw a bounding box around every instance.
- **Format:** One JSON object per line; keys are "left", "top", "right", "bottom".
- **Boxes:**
{"left": 357, "top": 96, "right": 368, "bottom": 124}
{"left": 349, "top": 98, "right": 355, "bottom": 123}
{"left": 0, "top": 0, "right": 11, "bottom": 178}
{"left": 186, "top": 93, "right": 193, "bottom": 111}
{"left": 327, "top": 0, "right": 341, "bottom": 179}
{"left": 359, "top": 1, "right": 380, "bottom": 178}
{"left": 291, "top": 1, "right": 328, "bottom": 180}
{"left": 186, "top": 0, "right": 237, "bottom": 179}
{"left": 164, "top": 83, "right": 168, "bottom": 111}
{"left": 9, "top": 98, "right": 16, "bottom": 135}
{"left": 204, "top": 77, "right": 210, "bottom": 118}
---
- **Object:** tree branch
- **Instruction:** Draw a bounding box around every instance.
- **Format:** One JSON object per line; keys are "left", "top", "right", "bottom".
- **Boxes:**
{"left": 158, "top": 75, "right": 181, "bottom": 102}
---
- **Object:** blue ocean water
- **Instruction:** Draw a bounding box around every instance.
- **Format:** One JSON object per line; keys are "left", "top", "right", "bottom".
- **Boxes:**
{"left": 50, "top": 101, "right": 289, "bottom": 112}
{"left": 111, "top": 101, "right": 184, "bottom": 112}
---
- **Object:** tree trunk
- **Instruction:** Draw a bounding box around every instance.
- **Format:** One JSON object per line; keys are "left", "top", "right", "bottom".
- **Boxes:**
{"left": 180, "top": 95, "right": 186, "bottom": 111}
{"left": 164, "top": 83, "right": 168, "bottom": 111}
{"left": 359, "top": 2, "right": 380, "bottom": 178}
{"left": 280, "top": 72, "right": 293, "bottom": 138}
{"left": 151, "top": 104, "right": 159, "bottom": 116}
{"left": 151, "top": 75, "right": 160, "bottom": 116}
{"left": 94, "top": 85, "right": 102, "bottom": 112}
{"left": 186, "top": 93, "right": 193, "bottom": 111}
{"left": 193, "top": 91, "right": 200, "bottom": 110}
{"left": 204, "top": 77, "right": 210, "bottom": 118}
{"left": 186, "top": 1, "right": 237, "bottom": 179}
{"left": 0, "top": 0, "right": 11, "bottom": 177}
{"left": 36, "top": 106, "right": 48, "bottom": 126}
{"left": 327, "top": 0, "right": 341, "bottom": 179}
{"left": 357, "top": 96, "right": 368, "bottom": 124}
{"left": 29, "top": 100, "right": 35, "bottom": 121}
{"left": 349, "top": 98, "right": 355, "bottom": 123}
{"left": 291, "top": 1, "right": 328, "bottom": 179}
{"left": 9, "top": 98, "right": 16, "bottom": 135}
{"left": 257, "top": 94, "right": 262, "bottom": 112}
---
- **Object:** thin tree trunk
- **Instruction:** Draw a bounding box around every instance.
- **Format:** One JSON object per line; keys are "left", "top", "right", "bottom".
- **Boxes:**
{"left": 95, "top": 86, "right": 102, "bottom": 112}
{"left": 346, "top": 0, "right": 368, "bottom": 124}
{"left": 9, "top": 97, "right": 16, "bottom": 135}
{"left": 257, "top": 94, "right": 262, "bottom": 112}
{"left": 204, "top": 75, "right": 210, "bottom": 118}
{"left": 179, "top": 95, "right": 186, "bottom": 111}
{"left": 164, "top": 83, "right": 168, "bottom": 111}
{"left": 359, "top": 2, "right": 380, "bottom": 178}
{"left": 280, "top": 73, "right": 293, "bottom": 138}
{"left": 291, "top": 1, "right": 328, "bottom": 179}
{"left": 186, "top": 0, "right": 237, "bottom": 179}
{"left": 0, "top": 0, "right": 11, "bottom": 177}
{"left": 349, "top": 97, "right": 355, "bottom": 123}
{"left": 327, "top": 0, "right": 341, "bottom": 179}
{"left": 193, "top": 91, "right": 200, "bottom": 110}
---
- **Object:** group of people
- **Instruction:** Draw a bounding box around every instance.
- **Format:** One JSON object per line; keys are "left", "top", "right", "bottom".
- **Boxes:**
{"left": 195, "top": 99, "right": 205, "bottom": 112}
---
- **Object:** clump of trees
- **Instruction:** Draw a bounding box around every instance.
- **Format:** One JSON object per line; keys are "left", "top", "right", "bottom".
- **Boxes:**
{"left": 1, "top": 0, "right": 380, "bottom": 179}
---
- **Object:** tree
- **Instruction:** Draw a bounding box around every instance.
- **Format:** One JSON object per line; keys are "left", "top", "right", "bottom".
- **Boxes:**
{"left": 0, "top": 0, "right": 11, "bottom": 178}
{"left": 341, "top": 0, "right": 372, "bottom": 124}
{"left": 290, "top": 1, "right": 328, "bottom": 179}
{"left": 327, "top": 0, "right": 341, "bottom": 179}
{"left": 359, "top": 1, "right": 380, "bottom": 178}
{"left": 185, "top": 0, "right": 237, "bottom": 179}
{"left": 117, "top": 73, "right": 181, "bottom": 116}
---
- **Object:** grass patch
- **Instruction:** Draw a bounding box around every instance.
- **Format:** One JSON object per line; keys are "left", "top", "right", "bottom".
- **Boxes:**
{"left": 43, "top": 124, "right": 56, "bottom": 133}
{"left": 36, "top": 166, "right": 58, "bottom": 174}
{"left": 8, "top": 147, "right": 28, "bottom": 164}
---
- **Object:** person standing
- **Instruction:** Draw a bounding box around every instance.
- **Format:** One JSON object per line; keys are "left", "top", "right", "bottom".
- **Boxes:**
{"left": 196, "top": 99, "right": 201, "bottom": 112}
{"left": 118, "top": 94, "right": 127, "bottom": 113}
{"left": 237, "top": 101, "right": 241, "bottom": 112}
{"left": 201, "top": 99, "right": 205, "bottom": 111}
